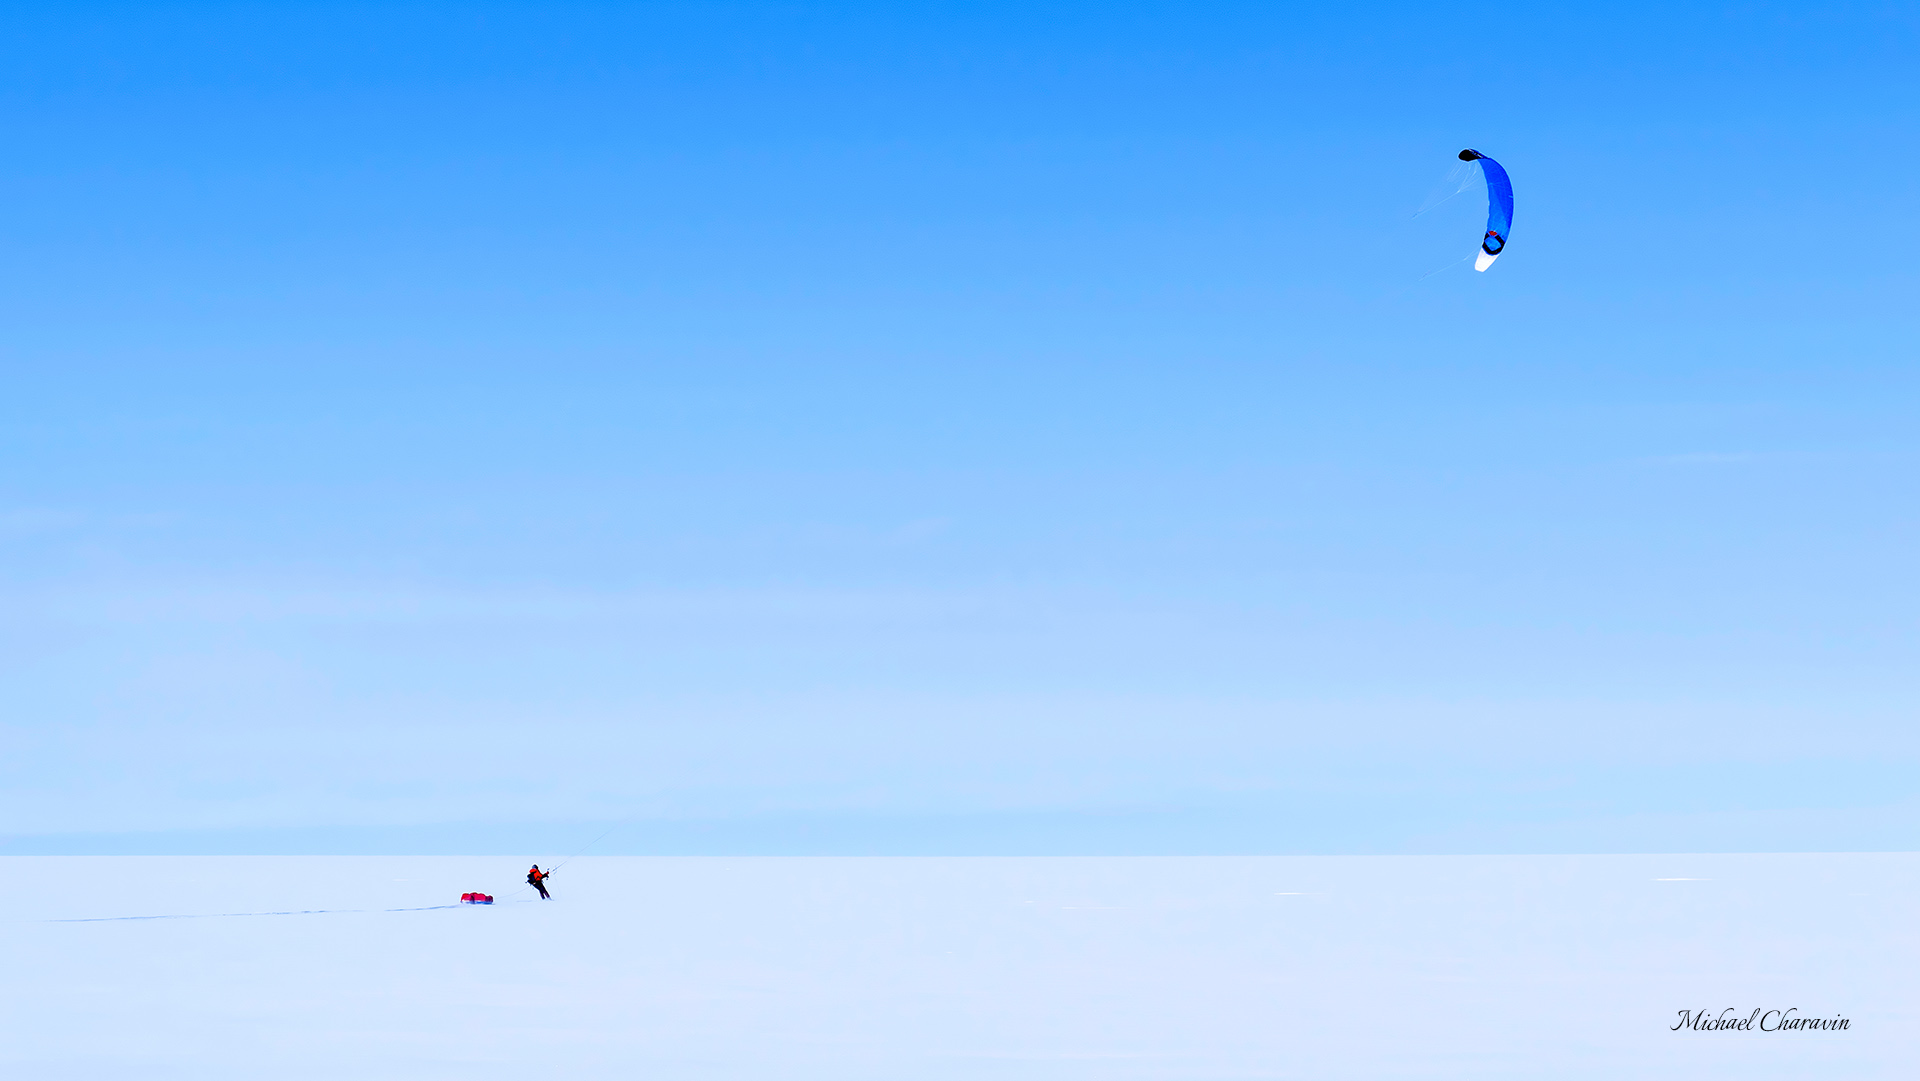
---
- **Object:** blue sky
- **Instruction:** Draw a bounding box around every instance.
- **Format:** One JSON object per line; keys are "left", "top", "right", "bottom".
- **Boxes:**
{"left": 2, "top": 2, "right": 1917, "bottom": 853}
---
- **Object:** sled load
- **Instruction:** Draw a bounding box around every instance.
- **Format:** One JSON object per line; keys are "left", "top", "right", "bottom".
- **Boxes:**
{"left": 460, "top": 892, "right": 494, "bottom": 904}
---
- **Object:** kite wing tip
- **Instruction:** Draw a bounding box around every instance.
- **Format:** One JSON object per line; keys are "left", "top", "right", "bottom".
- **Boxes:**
{"left": 1458, "top": 149, "right": 1482, "bottom": 161}
{"left": 1474, "top": 250, "right": 1498, "bottom": 272}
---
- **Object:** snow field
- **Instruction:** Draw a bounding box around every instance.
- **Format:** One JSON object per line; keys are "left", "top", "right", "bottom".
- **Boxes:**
{"left": 3, "top": 854, "right": 1913, "bottom": 1079}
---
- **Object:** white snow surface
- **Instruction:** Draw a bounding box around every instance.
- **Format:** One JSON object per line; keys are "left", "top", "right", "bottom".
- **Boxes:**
{"left": 4, "top": 854, "right": 1913, "bottom": 1079}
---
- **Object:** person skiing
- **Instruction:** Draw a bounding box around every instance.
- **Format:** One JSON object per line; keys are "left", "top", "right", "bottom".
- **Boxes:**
{"left": 527, "top": 864, "right": 551, "bottom": 900}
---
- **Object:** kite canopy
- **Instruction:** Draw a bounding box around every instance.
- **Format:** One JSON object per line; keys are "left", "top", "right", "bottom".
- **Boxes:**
{"left": 1458, "top": 149, "right": 1513, "bottom": 271}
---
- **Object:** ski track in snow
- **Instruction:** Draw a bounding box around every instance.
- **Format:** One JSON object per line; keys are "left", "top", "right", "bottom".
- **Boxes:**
{"left": 48, "top": 904, "right": 468, "bottom": 922}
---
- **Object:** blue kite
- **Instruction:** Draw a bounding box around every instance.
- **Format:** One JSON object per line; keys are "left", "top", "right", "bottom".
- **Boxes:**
{"left": 1458, "top": 149, "right": 1512, "bottom": 271}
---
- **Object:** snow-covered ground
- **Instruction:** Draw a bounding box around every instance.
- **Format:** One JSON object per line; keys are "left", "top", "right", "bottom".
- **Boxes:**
{"left": 3, "top": 854, "right": 1910, "bottom": 1078}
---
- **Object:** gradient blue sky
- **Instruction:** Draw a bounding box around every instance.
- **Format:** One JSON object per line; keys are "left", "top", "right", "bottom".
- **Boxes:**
{"left": 3, "top": 2, "right": 1917, "bottom": 853}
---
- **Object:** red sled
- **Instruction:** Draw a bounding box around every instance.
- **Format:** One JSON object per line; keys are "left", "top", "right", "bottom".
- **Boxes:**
{"left": 461, "top": 892, "right": 494, "bottom": 904}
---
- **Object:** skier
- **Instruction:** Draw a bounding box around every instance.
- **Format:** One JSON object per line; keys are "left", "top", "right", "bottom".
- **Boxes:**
{"left": 527, "top": 864, "right": 551, "bottom": 900}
